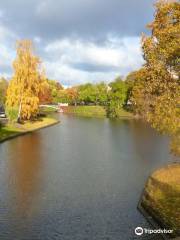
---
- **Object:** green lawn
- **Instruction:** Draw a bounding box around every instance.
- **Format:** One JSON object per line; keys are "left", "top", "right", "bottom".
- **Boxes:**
{"left": 0, "top": 117, "right": 59, "bottom": 142}
{"left": 40, "top": 106, "right": 58, "bottom": 113}
{"left": 64, "top": 105, "right": 106, "bottom": 117}
{"left": 65, "top": 105, "right": 133, "bottom": 118}
{"left": 115, "top": 108, "right": 133, "bottom": 118}
{"left": 0, "top": 125, "right": 22, "bottom": 141}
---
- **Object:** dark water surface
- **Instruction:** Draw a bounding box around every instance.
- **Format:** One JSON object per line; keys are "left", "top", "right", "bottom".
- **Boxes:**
{"left": 0, "top": 114, "right": 174, "bottom": 240}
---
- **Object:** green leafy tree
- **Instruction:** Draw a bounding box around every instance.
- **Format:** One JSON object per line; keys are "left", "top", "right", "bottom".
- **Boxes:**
{"left": 57, "top": 89, "right": 69, "bottom": 103}
{"left": 78, "top": 83, "right": 97, "bottom": 104}
{"left": 107, "top": 77, "right": 128, "bottom": 118}
{"left": 96, "top": 82, "right": 108, "bottom": 105}
{"left": 77, "top": 82, "right": 108, "bottom": 106}
{"left": 0, "top": 77, "right": 8, "bottom": 105}
{"left": 47, "top": 79, "right": 63, "bottom": 103}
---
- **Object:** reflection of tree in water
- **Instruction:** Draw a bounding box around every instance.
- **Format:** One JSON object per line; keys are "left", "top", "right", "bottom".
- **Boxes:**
{"left": 129, "top": 120, "right": 171, "bottom": 163}
{"left": 108, "top": 118, "right": 171, "bottom": 163}
{"left": 8, "top": 132, "right": 43, "bottom": 233}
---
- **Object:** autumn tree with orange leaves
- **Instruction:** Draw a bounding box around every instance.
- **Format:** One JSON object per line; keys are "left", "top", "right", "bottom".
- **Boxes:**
{"left": 6, "top": 40, "right": 46, "bottom": 121}
{"left": 131, "top": 0, "right": 180, "bottom": 155}
{"left": 67, "top": 87, "right": 79, "bottom": 106}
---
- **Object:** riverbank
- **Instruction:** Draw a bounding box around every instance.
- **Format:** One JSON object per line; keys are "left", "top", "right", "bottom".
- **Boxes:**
{"left": 63, "top": 105, "right": 133, "bottom": 118}
{"left": 64, "top": 106, "right": 106, "bottom": 117}
{"left": 0, "top": 117, "right": 59, "bottom": 143}
{"left": 138, "top": 163, "right": 180, "bottom": 238}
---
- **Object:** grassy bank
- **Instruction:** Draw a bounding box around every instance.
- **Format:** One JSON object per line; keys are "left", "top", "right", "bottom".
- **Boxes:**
{"left": 0, "top": 117, "right": 59, "bottom": 143}
{"left": 112, "top": 108, "right": 133, "bottom": 118}
{"left": 139, "top": 164, "right": 180, "bottom": 237}
{"left": 64, "top": 105, "right": 133, "bottom": 118}
{"left": 40, "top": 106, "right": 58, "bottom": 113}
{"left": 64, "top": 106, "right": 106, "bottom": 117}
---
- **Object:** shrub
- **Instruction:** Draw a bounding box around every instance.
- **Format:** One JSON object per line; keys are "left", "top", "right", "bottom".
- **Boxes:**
{"left": 6, "top": 107, "right": 18, "bottom": 122}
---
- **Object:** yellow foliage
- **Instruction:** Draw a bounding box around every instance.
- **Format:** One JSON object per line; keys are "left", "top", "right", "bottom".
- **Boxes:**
{"left": 132, "top": 0, "right": 180, "bottom": 135}
{"left": 6, "top": 40, "right": 46, "bottom": 120}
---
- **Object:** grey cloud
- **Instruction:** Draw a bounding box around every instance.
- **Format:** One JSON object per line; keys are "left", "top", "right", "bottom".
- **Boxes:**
{"left": 71, "top": 62, "right": 120, "bottom": 73}
{"left": 0, "top": 0, "right": 155, "bottom": 43}
{"left": 0, "top": 0, "right": 155, "bottom": 84}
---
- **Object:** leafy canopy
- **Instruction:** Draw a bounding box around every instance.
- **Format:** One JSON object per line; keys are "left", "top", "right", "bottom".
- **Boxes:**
{"left": 107, "top": 77, "right": 128, "bottom": 118}
{"left": 6, "top": 40, "right": 46, "bottom": 120}
{"left": 132, "top": 0, "right": 180, "bottom": 135}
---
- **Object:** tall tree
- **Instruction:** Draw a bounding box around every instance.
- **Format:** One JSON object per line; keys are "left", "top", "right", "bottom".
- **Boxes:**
{"left": 77, "top": 82, "right": 108, "bottom": 105}
{"left": 131, "top": 0, "right": 180, "bottom": 155}
{"left": 38, "top": 79, "right": 52, "bottom": 104}
{"left": 125, "top": 71, "right": 138, "bottom": 104}
{"left": 96, "top": 82, "right": 108, "bottom": 105}
{"left": 47, "top": 79, "right": 63, "bottom": 103}
{"left": 78, "top": 83, "right": 97, "bottom": 105}
{"left": 130, "top": 68, "right": 152, "bottom": 118}
{"left": 6, "top": 40, "right": 45, "bottom": 121}
{"left": 140, "top": 0, "right": 180, "bottom": 135}
{"left": 67, "top": 87, "right": 79, "bottom": 105}
{"left": 107, "top": 77, "right": 128, "bottom": 118}
{"left": 0, "top": 77, "right": 8, "bottom": 105}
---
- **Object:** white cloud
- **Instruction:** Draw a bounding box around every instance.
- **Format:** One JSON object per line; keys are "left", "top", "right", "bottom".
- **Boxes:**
{"left": 34, "top": 36, "right": 41, "bottom": 43}
{"left": 43, "top": 60, "right": 121, "bottom": 87}
{"left": 43, "top": 36, "right": 144, "bottom": 86}
{"left": 0, "top": 24, "right": 17, "bottom": 78}
{"left": 0, "top": 25, "right": 15, "bottom": 42}
{"left": 0, "top": 23, "right": 144, "bottom": 86}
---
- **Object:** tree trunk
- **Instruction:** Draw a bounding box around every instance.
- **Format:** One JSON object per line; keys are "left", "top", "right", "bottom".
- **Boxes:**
{"left": 17, "top": 99, "right": 22, "bottom": 123}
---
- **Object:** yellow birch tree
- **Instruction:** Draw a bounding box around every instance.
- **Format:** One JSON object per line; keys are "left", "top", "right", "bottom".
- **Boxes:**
{"left": 6, "top": 40, "right": 45, "bottom": 121}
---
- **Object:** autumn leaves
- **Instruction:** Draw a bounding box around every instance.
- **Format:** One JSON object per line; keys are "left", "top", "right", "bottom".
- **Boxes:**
{"left": 131, "top": 0, "right": 180, "bottom": 136}
{"left": 6, "top": 40, "right": 47, "bottom": 121}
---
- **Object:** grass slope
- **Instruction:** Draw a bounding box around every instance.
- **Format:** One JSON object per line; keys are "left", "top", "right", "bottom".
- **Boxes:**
{"left": 0, "top": 117, "right": 59, "bottom": 142}
{"left": 65, "top": 106, "right": 106, "bottom": 117}
{"left": 141, "top": 164, "right": 180, "bottom": 237}
{"left": 64, "top": 105, "right": 133, "bottom": 118}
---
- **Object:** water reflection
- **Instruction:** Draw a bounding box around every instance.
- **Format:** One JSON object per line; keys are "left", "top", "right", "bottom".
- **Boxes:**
{"left": 129, "top": 120, "right": 172, "bottom": 164}
{"left": 0, "top": 115, "right": 174, "bottom": 239}
{"left": 8, "top": 133, "right": 43, "bottom": 224}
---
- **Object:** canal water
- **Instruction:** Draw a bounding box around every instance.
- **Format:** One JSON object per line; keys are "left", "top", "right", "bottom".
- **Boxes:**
{"left": 0, "top": 114, "right": 174, "bottom": 240}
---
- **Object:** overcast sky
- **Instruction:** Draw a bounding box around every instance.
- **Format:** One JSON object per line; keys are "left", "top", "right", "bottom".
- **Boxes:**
{"left": 0, "top": 0, "right": 155, "bottom": 86}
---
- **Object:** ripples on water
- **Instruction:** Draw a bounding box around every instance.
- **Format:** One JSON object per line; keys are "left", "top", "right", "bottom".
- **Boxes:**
{"left": 0, "top": 115, "right": 173, "bottom": 239}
